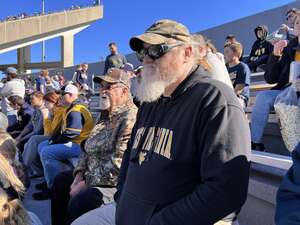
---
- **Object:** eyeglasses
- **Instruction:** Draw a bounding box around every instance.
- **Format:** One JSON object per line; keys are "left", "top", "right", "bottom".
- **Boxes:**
{"left": 99, "top": 83, "right": 122, "bottom": 90}
{"left": 136, "top": 43, "right": 184, "bottom": 62}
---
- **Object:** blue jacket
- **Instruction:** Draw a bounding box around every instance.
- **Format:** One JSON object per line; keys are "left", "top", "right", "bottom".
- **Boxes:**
{"left": 276, "top": 142, "right": 300, "bottom": 225}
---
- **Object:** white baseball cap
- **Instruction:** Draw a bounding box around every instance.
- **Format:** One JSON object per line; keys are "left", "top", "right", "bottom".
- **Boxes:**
{"left": 63, "top": 84, "right": 78, "bottom": 95}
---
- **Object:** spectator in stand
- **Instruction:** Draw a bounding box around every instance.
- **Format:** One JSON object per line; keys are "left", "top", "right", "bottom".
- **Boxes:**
{"left": 251, "top": 12, "right": 300, "bottom": 151}
{"left": 51, "top": 68, "right": 137, "bottom": 225}
{"left": 15, "top": 92, "right": 45, "bottom": 152}
{"left": 72, "top": 19, "right": 250, "bottom": 225}
{"left": 224, "top": 35, "right": 244, "bottom": 61}
{"left": 74, "top": 63, "right": 89, "bottom": 91}
{"left": 275, "top": 75, "right": 300, "bottom": 224}
{"left": 206, "top": 39, "right": 226, "bottom": 63}
{"left": 103, "top": 42, "right": 127, "bottom": 74}
{"left": 278, "top": 8, "right": 300, "bottom": 41}
{"left": 224, "top": 42, "right": 250, "bottom": 109}
{"left": 0, "top": 153, "right": 42, "bottom": 225}
{"left": 22, "top": 91, "right": 65, "bottom": 178}
{"left": 58, "top": 73, "right": 65, "bottom": 87}
{"left": 7, "top": 96, "right": 34, "bottom": 137}
{"left": 225, "top": 34, "right": 238, "bottom": 46}
{"left": 33, "top": 84, "right": 93, "bottom": 200}
{"left": 51, "top": 75, "right": 61, "bottom": 90}
{"left": 246, "top": 25, "right": 273, "bottom": 72}
{"left": 192, "top": 34, "right": 233, "bottom": 89}
{"left": 35, "top": 70, "right": 48, "bottom": 94}
{"left": 0, "top": 67, "right": 25, "bottom": 126}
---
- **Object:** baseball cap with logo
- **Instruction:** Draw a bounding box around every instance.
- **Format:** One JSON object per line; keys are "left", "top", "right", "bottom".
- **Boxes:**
{"left": 62, "top": 84, "right": 78, "bottom": 95}
{"left": 93, "top": 68, "right": 130, "bottom": 88}
{"left": 129, "top": 19, "right": 191, "bottom": 52}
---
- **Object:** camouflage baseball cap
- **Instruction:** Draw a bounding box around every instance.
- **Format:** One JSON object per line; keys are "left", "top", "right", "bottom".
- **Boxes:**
{"left": 93, "top": 68, "right": 130, "bottom": 88}
{"left": 130, "top": 19, "right": 191, "bottom": 52}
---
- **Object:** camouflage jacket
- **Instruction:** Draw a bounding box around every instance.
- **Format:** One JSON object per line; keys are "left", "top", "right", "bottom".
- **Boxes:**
{"left": 74, "top": 100, "right": 137, "bottom": 187}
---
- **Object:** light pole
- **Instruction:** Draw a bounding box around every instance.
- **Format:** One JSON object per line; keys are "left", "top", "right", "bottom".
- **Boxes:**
{"left": 42, "top": 0, "right": 46, "bottom": 62}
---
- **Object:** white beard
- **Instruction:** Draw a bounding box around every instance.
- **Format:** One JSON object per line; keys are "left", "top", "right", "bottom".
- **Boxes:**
{"left": 99, "top": 94, "right": 111, "bottom": 110}
{"left": 136, "top": 64, "right": 178, "bottom": 103}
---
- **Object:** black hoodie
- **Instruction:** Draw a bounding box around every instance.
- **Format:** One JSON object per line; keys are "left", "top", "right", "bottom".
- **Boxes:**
{"left": 249, "top": 25, "right": 273, "bottom": 61}
{"left": 115, "top": 66, "right": 251, "bottom": 225}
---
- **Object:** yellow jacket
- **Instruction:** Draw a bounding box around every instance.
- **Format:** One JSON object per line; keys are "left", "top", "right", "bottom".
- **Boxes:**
{"left": 43, "top": 106, "right": 65, "bottom": 136}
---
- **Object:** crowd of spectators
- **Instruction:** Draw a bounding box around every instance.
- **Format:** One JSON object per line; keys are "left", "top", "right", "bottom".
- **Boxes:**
{"left": 0, "top": 6, "right": 300, "bottom": 225}
{"left": 0, "top": 1, "right": 101, "bottom": 23}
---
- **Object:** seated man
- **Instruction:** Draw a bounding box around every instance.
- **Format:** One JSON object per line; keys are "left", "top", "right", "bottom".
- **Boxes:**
{"left": 7, "top": 96, "right": 34, "bottom": 136}
{"left": 33, "top": 84, "right": 93, "bottom": 200}
{"left": 246, "top": 25, "right": 273, "bottom": 72}
{"left": 72, "top": 19, "right": 250, "bottom": 225}
{"left": 224, "top": 42, "right": 251, "bottom": 109}
{"left": 51, "top": 68, "right": 137, "bottom": 225}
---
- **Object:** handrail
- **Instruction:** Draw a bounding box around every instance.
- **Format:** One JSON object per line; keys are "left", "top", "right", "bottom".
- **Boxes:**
{"left": 251, "top": 150, "right": 292, "bottom": 171}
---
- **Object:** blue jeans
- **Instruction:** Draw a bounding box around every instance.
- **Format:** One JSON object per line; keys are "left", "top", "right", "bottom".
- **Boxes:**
{"left": 276, "top": 142, "right": 300, "bottom": 225}
{"left": 22, "top": 135, "right": 50, "bottom": 176}
{"left": 38, "top": 140, "right": 81, "bottom": 188}
{"left": 251, "top": 89, "right": 282, "bottom": 143}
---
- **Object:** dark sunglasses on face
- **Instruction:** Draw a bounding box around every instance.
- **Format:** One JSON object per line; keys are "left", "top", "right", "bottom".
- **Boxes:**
{"left": 136, "top": 42, "right": 184, "bottom": 62}
{"left": 99, "top": 82, "right": 116, "bottom": 90}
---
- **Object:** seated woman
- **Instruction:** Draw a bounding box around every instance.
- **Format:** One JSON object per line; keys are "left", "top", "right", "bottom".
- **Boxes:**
{"left": 7, "top": 95, "right": 34, "bottom": 137}
{"left": 22, "top": 91, "right": 65, "bottom": 178}
{"left": 0, "top": 153, "right": 42, "bottom": 225}
{"left": 251, "top": 13, "right": 300, "bottom": 151}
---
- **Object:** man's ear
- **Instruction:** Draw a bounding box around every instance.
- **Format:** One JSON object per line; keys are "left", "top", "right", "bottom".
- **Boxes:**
{"left": 183, "top": 46, "right": 193, "bottom": 62}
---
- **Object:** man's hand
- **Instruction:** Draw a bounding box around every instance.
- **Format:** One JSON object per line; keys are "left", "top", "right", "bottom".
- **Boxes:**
{"left": 70, "top": 172, "right": 83, "bottom": 190}
{"left": 279, "top": 24, "right": 290, "bottom": 33}
{"left": 69, "top": 180, "right": 86, "bottom": 198}
{"left": 273, "top": 40, "right": 288, "bottom": 57}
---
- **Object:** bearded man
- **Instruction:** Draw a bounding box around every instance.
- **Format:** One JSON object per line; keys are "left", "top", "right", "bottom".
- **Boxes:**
{"left": 71, "top": 19, "right": 250, "bottom": 225}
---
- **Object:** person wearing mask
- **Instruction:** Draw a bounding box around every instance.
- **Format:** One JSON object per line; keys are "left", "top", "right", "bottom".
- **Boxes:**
{"left": 51, "top": 68, "right": 137, "bottom": 225}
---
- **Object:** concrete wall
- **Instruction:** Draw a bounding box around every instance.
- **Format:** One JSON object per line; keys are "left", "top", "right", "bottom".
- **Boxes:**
{"left": 0, "top": 6, "right": 103, "bottom": 53}
{"left": 199, "top": 1, "right": 300, "bottom": 54}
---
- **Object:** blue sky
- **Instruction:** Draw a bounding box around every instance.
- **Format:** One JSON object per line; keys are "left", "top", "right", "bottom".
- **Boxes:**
{"left": 0, "top": 0, "right": 293, "bottom": 65}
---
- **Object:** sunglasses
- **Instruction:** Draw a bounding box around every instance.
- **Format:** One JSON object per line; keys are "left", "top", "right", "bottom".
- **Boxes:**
{"left": 136, "top": 43, "right": 184, "bottom": 62}
{"left": 99, "top": 83, "right": 122, "bottom": 90}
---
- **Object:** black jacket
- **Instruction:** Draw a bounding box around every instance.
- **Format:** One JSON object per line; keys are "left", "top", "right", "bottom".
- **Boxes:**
{"left": 115, "top": 66, "right": 251, "bottom": 225}
{"left": 248, "top": 25, "right": 273, "bottom": 62}
{"left": 264, "top": 37, "right": 299, "bottom": 90}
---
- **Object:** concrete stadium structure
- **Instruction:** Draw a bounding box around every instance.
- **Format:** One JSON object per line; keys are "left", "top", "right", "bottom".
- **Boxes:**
{"left": 0, "top": 5, "right": 103, "bottom": 72}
